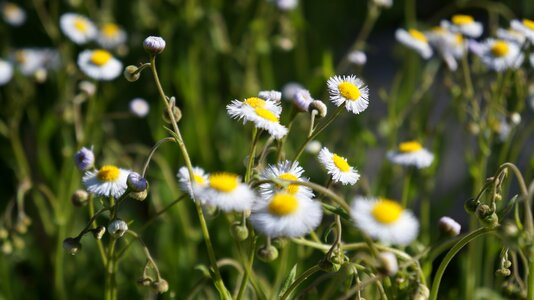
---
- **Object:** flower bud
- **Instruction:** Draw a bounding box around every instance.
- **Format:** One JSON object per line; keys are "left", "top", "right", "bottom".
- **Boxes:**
{"left": 510, "top": 112, "right": 521, "bottom": 125}
{"left": 309, "top": 100, "right": 328, "bottom": 118}
{"left": 438, "top": 216, "right": 461, "bottom": 237}
{"left": 71, "top": 190, "right": 89, "bottom": 207}
{"left": 414, "top": 284, "right": 430, "bottom": 300}
{"left": 74, "top": 147, "right": 94, "bottom": 171}
{"left": 163, "top": 106, "right": 182, "bottom": 124}
{"left": 127, "top": 172, "right": 148, "bottom": 192}
{"left": 231, "top": 222, "right": 249, "bottom": 241}
{"left": 496, "top": 268, "right": 511, "bottom": 277}
{"left": 143, "top": 36, "right": 166, "bottom": 55}
{"left": 501, "top": 222, "right": 519, "bottom": 238}
{"left": 108, "top": 219, "right": 128, "bottom": 239}
{"left": 257, "top": 244, "right": 279, "bottom": 262}
{"left": 0, "top": 227, "right": 8, "bottom": 239}
{"left": 293, "top": 89, "right": 313, "bottom": 111}
{"left": 129, "top": 190, "right": 148, "bottom": 201}
{"left": 92, "top": 226, "right": 106, "bottom": 240}
{"left": 319, "top": 258, "right": 342, "bottom": 272}
{"left": 63, "top": 237, "right": 82, "bottom": 255}
{"left": 271, "top": 238, "right": 287, "bottom": 249}
{"left": 377, "top": 252, "right": 398, "bottom": 276}
{"left": 137, "top": 277, "right": 153, "bottom": 287}
{"left": 481, "top": 212, "right": 499, "bottom": 228}
{"left": 305, "top": 140, "right": 322, "bottom": 155}
{"left": 476, "top": 204, "right": 493, "bottom": 219}
{"left": 347, "top": 50, "right": 367, "bottom": 66}
{"left": 503, "top": 260, "right": 512, "bottom": 269}
{"left": 79, "top": 80, "right": 96, "bottom": 96}
{"left": 124, "top": 65, "right": 140, "bottom": 82}
{"left": 152, "top": 279, "right": 169, "bottom": 294}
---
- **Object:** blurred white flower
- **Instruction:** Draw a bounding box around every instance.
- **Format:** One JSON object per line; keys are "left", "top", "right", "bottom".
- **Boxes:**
{"left": 60, "top": 13, "right": 97, "bottom": 44}
{"left": 395, "top": 28, "right": 433, "bottom": 59}
{"left": 97, "top": 22, "right": 127, "bottom": 49}
{"left": 0, "top": 59, "right": 13, "bottom": 85}
{"left": 347, "top": 50, "right": 367, "bottom": 66}
{"left": 1, "top": 2, "right": 25, "bottom": 26}
{"left": 77, "top": 49, "right": 123, "bottom": 80}
{"left": 129, "top": 98, "right": 150, "bottom": 117}
{"left": 478, "top": 39, "right": 524, "bottom": 71}
{"left": 441, "top": 15, "right": 483, "bottom": 38}
{"left": 387, "top": 141, "right": 433, "bottom": 169}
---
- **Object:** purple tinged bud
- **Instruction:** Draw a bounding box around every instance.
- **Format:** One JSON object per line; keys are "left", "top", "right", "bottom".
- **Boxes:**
{"left": 127, "top": 172, "right": 148, "bottom": 192}
{"left": 74, "top": 147, "right": 94, "bottom": 171}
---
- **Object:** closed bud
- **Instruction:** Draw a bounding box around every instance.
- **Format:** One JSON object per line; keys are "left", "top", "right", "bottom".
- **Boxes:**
{"left": 308, "top": 100, "right": 328, "bottom": 117}
{"left": 152, "top": 279, "right": 169, "bottom": 294}
{"left": 124, "top": 65, "right": 140, "bottom": 82}
{"left": 63, "top": 237, "right": 82, "bottom": 255}
{"left": 143, "top": 36, "right": 166, "bottom": 55}
{"left": 496, "top": 268, "right": 511, "bottom": 277}
{"left": 482, "top": 212, "right": 499, "bottom": 228}
{"left": 503, "top": 260, "right": 512, "bottom": 269}
{"left": 137, "top": 277, "right": 153, "bottom": 287}
{"left": 74, "top": 147, "right": 95, "bottom": 171}
{"left": 476, "top": 204, "right": 493, "bottom": 219}
{"left": 378, "top": 252, "right": 398, "bottom": 276}
{"left": 464, "top": 198, "right": 479, "bottom": 214}
{"left": 127, "top": 172, "right": 148, "bottom": 192}
{"left": 92, "top": 226, "right": 106, "bottom": 240}
{"left": 257, "top": 244, "right": 279, "bottom": 262}
{"left": 414, "top": 284, "right": 430, "bottom": 300}
{"left": 438, "top": 216, "right": 461, "bottom": 237}
{"left": 163, "top": 106, "right": 182, "bottom": 124}
{"left": 494, "top": 194, "right": 502, "bottom": 201}
{"left": 305, "top": 140, "right": 322, "bottom": 155}
{"left": 129, "top": 190, "right": 148, "bottom": 201}
{"left": 108, "top": 219, "right": 128, "bottom": 239}
{"left": 231, "top": 222, "right": 249, "bottom": 241}
{"left": 71, "top": 190, "right": 89, "bottom": 207}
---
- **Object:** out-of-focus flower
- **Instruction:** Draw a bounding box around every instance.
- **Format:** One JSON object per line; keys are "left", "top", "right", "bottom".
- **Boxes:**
{"left": 347, "top": 50, "right": 367, "bottom": 66}
{"left": 438, "top": 216, "right": 461, "bottom": 237}
{"left": 427, "top": 27, "right": 466, "bottom": 71}
{"left": 395, "top": 28, "right": 433, "bottom": 59}
{"left": 200, "top": 172, "right": 255, "bottom": 212}
{"left": 129, "top": 98, "right": 150, "bottom": 117}
{"left": 496, "top": 27, "right": 526, "bottom": 45}
{"left": 258, "top": 90, "right": 282, "bottom": 102}
{"left": 77, "top": 49, "right": 123, "bottom": 80}
{"left": 478, "top": 39, "right": 524, "bottom": 71}
{"left": 269, "top": 0, "right": 298, "bottom": 11}
{"left": 373, "top": 0, "right": 392, "bottom": 8}
{"left": 60, "top": 13, "right": 97, "bottom": 44}
{"left": 0, "top": 59, "right": 13, "bottom": 85}
{"left": 282, "top": 82, "right": 304, "bottom": 100}
{"left": 387, "top": 141, "right": 434, "bottom": 169}
{"left": 351, "top": 196, "right": 419, "bottom": 245}
{"left": 13, "top": 48, "right": 60, "bottom": 77}
{"left": 441, "top": 15, "right": 483, "bottom": 38}
{"left": 318, "top": 147, "right": 360, "bottom": 185}
{"left": 510, "top": 19, "right": 534, "bottom": 43}
{"left": 83, "top": 165, "right": 131, "bottom": 198}
{"left": 305, "top": 140, "right": 322, "bottom": 154}
{"left": 327, "top": 74, "right": 370, "bottom": 114}
{"left": 1, "top": 2, "right": 25, "bottom": 26}
{"left": 293, "top": 88, "right": 314, "bottom": 112}
{"left": 74, "top": 147, "right": 95, "bottom": 171}
{"left": 177, "top": 166, "right": 209, "bottom": 201}
{"left": 97, "top": 22, "right": 127, "bottom": 49}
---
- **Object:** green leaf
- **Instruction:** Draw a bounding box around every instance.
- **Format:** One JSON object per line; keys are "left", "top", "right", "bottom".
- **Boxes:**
{"left": 278, "top": 264, "right": 297, "bottom": 298}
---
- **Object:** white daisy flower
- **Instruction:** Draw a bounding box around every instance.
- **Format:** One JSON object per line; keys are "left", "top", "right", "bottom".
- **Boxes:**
{"left": 247, "top": 107, "right": 288, "bottom": 139}
{"left": 0, "top": 59, "right": 13, "bottom": 85}
{"left": 97, "top": 22, "right": 127, "bottom": 49}
{"left": 13, "top": 48, "right": 60, "bottom": 76}
{"left": 479, "top": 39, "right": 524, "bottom": 71}
{"left": 1, "top": 2, "right": 25, "bottom": 26}
{"left": 77, "top": 49, "right": 123, "bottom": 81}
{"left": 440, "top": 15, "right": 483, "bottom": 38}
{"left": 129, "top": 98, "right": 150, "bottom": 117}
{"left": 327, "top": 74, "right": 369, "bottom": 114}
{"left": 347, "top": 50, "right": 367, "bottom": 65}
{"left": 258, "top": 90, "right": 282, "bottom": 102}
{"left": 427, "top": 27, "right": 466, "bottom": 71}
{"left": 83, "top": 165, "right": 131, "bottom": 198}
{"left": 201, "top": 172, "right": 255, "bottom": 212}
{"left": 386, "top": 141, "right": 434, "bottom": 169}
{"left": 510, "top": 19, "right": 534, "bottom": 43}
{"left": 496, "top": 27, "right": 526, "bottom": 45}
{"left": 226, "top": 96, "right": 282, "bottom": 123}
{"left": 318, "top": 147, "right": 360, "bottom": 185}
{"left": 250, "top": 192, "right": 323, "bottom": 238}
{"left": 259, "top": 160, "right": 314, "bottom": 200}
{"left": 293, "top": 88, "right": 314, "bottom": 112}
{"left": 395, "top": 28, "right": 433, "bottom": 59}
{"left": 351, "top": 196, "right": 419, "bottom": 245}
{"left": 60, "top": 13, "right": 97, "bottom": 44}
{"left": 176, "top": 166, "right": 209, "bottom": 201}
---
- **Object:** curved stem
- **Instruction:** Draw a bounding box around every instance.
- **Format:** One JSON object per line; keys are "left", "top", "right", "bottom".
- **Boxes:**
{"left": 280, "top": 265, "right": 322, "bottom": 300}
{"left": 141, "top": 137, "right": 175, "bottom": 177}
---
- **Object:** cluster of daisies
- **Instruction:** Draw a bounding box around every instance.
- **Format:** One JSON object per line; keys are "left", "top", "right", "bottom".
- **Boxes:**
{"left": 396, "top": 15, "right": 534, "bottom": 71}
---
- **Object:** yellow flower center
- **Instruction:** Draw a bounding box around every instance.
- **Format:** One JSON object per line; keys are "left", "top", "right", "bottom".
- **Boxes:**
{"left": 193, "top": 174, "right": 206, "bottom": 186}
{"left": 491, "top": 41, "right": 509, "bottom": 57}
{"left": 97, "top": 165, "right": 120, "bottom": 182}
{"left": 255, "top": 107, "right": 279, "bottom": 122}
{"left": 102, "top": 23, "right": 119, "bottom": 37}
{"left": 278, "top": 173, "right": 299, "bottom": 194}
{"left": 338, "top": 81, "right": 361, "bottom": 101}
{"left": 408, "top": 29, "right": 428, "bottom": 43}
{"left": 4, "top": 3, "right": 17, "bottom": 16}
{"left": 399, "top": 141, "right": 423, "bottom": 153}
{"left": 452, "top": 15, "right": 474, "bottom": 25}
{"left": 431, "top": 26, "right": 445, "bottom": 34}
{"left": 74, "top": 17, "right": 89, "bottom": 33}
{"left": 209, "top": 173, "right": 239, "bottom": 193}
{"left": 523, "top": 19, "right": 534, "bottom": 31}
{"left": 455, "top": 34, "right": 464, "bottom": 45}
{"left": 268, "top": 193, "right": 299, "bottom": 216}
{"left": 371, "top": 199, "right": 403, "bottom": 224}
{"left": 332, "top": 154, "right": 350, "bottom": 172}
{"left": 244, "top": 97, "right": 266, "bottom": 108}
{"left": 90, "top": 49, "right": 112, "bottom": 66}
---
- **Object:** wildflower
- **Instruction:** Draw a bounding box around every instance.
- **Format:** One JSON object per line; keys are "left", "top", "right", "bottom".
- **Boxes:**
{"left": 176, "top": 166, "right": 209, "bottom": 201}
{"left": 441, "top": 15, "right": 483, "bottom": 38}
{"left": 250, "top": 192, "right": 322, "bottom": 238}
{"left": 496, "top": 27, "right": 526, "bottom": 45}
{"left": 227, "top": 97, "right": 282, "bottom": 123}
{"left": 427, "top": 27, "right": 466, "bottom": 71}
{"left": 438, "top": 216, "right": 461, "bottom": 237}
{"left": 83, "top": 165, "right": 131, "bottom": 198}
{"left": 0, "top": 59, "right": 13, "bottom": 85}
{"left": 201, "top": 172, "right": 255, "bottom": 212}
{"left": 351, "top": 196, "right": 419, "bottom": 245}
{"left": 108, "top": 219, "right": 128, "bottom": 238}
{"left": 258, "top": 160, "right": 314, "bottom": 200}
{"left": 60, "top": 13, "right": 97, "bottom": 44}
{"left": 97, "top": 22, "right": 127, "bottom": 49}
{"left": 1, "top": 2, "right": 25, "bottom": 26}
{"left": 395, "top": 28, "right": 433, "bottom": 59}
{"left": 130, "top": 98, "right": 150, "bottom": 117}
{"left": 318, "top": 147, "right": 360, "bottom": 185}
{"left": 327, "top": 75, "right": 370, "bottom": 114}
{"left": 74, "top": 147, "right": 95, "bottom": 171}
{"left": 387, "top": 141, "right": 433, "bottom": 169}
{"left": 347, "top": 50, "right": 367, "bottom": 65}
{"left": 479, "top": 39, "right": 524, "bottom": 71}
{"left": 77, "top": 49, "right": 123, "bottom": 80}
{"left": 282, "top": 82, "right": 304, "bottom": 100}
{"left": 510, "top": 19, "right": 534, "bottom": 43}
{"left": 13, "top": 48, "right": 60, "bottom": 77}
{"left": 293, "top": 88, "right": 314, "bottom": 112}
{"left": 258, "top": 90, "right": 282, "bottom": 102}
{"left": 143, "top": 36, "right": 166, "bottom": 55}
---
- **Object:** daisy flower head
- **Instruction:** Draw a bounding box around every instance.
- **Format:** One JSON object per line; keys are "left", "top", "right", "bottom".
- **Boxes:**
{"left": 1, "top": 2, "right": 26, "bottom": 26}
{"left": 177, "top": 166, "right": 209, "bottom": 201}
{"left": 60, "top": 13, "right": 97, "bottom": 44}
{"left": 395, "top": 28, "right": 433, "bottom": 59}
{"left": 258, "top": 90, "right": 282, "bottom": 102}
{"left": 13, "top": 48, "right": 60, "bottom": 76}
{"left": 250, "top": 192, "right": 322, "bottom": 238}
{"left": 347, "top": 50, "right": 367, "bottom": 66}
{"left": 511, "top": 19, "right": 534, "bottom": 43}
{"left": 293, "top": 88, "right": 314, "bottom": 112}
{"left": 97, "top": 22, "right": 127, "bottom": 49}
{"left": 479, "top": 39, "right": 524, "bottom": 71}
{"left": 427, "top": 28, "right": 466, "bottom": 70}
{"left": 83, "top": 165, "right": 130, "bottom": 198}
{"left": 327, "top": 75, "right": 369, "bottom": 114}
{"left": 77, "top": 49, "right": 123, "bottom": 80}
{"left": 226, "top": 96, "right": 282, "bottom": 123}
{"left": 351, "top": 196, "right": 419, "bottom": 245}
{"left": 387, "top": 141, "right": 434, "bottom": 169}
{"left": 318, "top": 147, "right": 360, "bottom": 185}
{"left": 441, "top": 15, "right": 483, "bottom": 38}
{"left": 129, "top": 98, "right": 150, "bottom": 117}
{"left": 496, "top": 27, "right": 526, "bottom": 45}
{"left": 201, "top": 172, "right": 255, "bottom": 212}
{"left": 259, "top": 160, "right": 314, "bottom": 200}
{"left": 0, "top": 59, "right": 13, "bottom": 85}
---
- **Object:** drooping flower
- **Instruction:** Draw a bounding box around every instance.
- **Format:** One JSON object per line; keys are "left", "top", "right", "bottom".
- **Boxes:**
{"left": 318, "top": 147, "right": 360, "bottom": 185}
{"left": 74, "top": 147, "right": 95, "bottom": 171}
{"left": 258, "top": 90, "right": 282, "bottom": 102}
{"left": 327, "top": 75, "right": 370, "bottom": 114}
{"left": 77, "top": 49, "right": 123, "bottom": 80}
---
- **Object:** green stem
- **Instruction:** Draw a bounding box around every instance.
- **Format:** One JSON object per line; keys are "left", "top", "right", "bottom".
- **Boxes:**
{"left": 280, "top": 265, "right": 322, "bottom": 300}
{"left": 87, "top": 197, "right": 107, "bottom": 266}
{"left": 235, "top": 233, "right": 257, "bottom": 300}
{"left": 527, "top": 256, "right": 534, "bottom": 300}
{"left": 105, "top": 239, "right": 117, "bottom": 300}
{"left": 429, "top": 227, "right": 494, "bottom": 300}
{"left": 245, "top": 127, "right": 259, "bottom": 183}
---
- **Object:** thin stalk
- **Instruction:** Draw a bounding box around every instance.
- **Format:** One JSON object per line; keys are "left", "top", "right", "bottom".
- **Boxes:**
{"left": 235, "top": 233, "right": 257, "bottom": 300}
{"left": 105, "top": 239, "right": 117, "bottom": 300}
{"left": 87, "top": 197, "right": 107, "bottom": 265}
{"left": 280, "top": 265, "right": 322, "bottom": 300}
{"left": 245, "top": 127, "right": 259, "bottom": 183}
{"left": 401, "top": 169, "right": 412, "bottom": 208}
{"left": 141, "top": 137, "right": 175, "bottom": 177}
